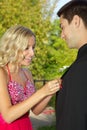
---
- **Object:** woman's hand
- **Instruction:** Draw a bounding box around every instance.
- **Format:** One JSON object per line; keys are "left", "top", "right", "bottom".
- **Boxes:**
{"left": 41, "top": 79, "right": 61, "bottom": 96}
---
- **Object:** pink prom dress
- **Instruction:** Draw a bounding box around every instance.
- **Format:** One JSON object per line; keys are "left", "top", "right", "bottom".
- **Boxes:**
{"left": 0, "top": 66, "right": 35, "bottom": 130}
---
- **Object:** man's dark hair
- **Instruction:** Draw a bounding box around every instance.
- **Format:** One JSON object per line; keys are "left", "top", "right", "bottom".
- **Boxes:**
{"left": 57, "top": 0, "right": 87, "bottom": 27}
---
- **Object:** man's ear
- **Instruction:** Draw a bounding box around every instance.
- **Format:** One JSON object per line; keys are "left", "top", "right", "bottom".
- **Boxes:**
{"left": 72, "top": 15, "right": 80, "bottom": 28}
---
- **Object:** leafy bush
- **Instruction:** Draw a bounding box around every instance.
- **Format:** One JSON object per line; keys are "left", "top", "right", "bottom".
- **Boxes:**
{"left": 38, "top": 125, "right": 56, "bottom": 130}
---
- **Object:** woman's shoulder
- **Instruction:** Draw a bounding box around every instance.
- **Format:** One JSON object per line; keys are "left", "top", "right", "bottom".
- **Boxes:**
{"left": 0, "top": 67, "right": 7, "bottom": 76}
{"left": 0, "top": 67, "right": 8, "bottom": 84}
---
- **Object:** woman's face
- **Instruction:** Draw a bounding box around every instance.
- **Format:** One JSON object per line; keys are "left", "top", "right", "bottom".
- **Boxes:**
{"left": 20, "top": 36, "right": 35, "bottom": 66}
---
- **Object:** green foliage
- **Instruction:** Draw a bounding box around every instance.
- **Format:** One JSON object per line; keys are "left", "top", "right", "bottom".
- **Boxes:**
{"left": 38, "top": 125, "right": 56, "bottom": 130}
{"left": 48, "top": 95, "right": 56, "bottom": 107}
{"left": 0, "top": 0, "right": 42, "bottom": 32}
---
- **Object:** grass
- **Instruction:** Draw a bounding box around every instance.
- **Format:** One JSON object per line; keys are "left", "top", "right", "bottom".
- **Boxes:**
{"left": 38, "top": 125, "right": 56, "bottom": 130}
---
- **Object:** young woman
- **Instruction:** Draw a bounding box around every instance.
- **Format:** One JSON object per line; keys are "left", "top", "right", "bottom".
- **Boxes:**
{"left": 0, "top": 25, "right": 60, "bottom": 130}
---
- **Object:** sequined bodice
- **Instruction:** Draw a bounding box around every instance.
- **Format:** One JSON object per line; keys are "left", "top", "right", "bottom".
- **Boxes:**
{"left": 8, "top": 80, "right": 35, "bottom": 105}
{"left": 6, "top": 65, "right": 35, "bottom": 105}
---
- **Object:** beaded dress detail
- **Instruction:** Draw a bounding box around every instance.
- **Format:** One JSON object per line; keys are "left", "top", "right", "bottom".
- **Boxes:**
{"left": 0, "top": 65, "right": 35, "bottom": 130}
{"left": 8, "top": 80, "right": 35, "bottom": 105}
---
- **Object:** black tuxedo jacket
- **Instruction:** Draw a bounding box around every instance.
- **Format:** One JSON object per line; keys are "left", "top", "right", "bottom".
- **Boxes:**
{"left": 56, "top": 44, "right": 87, "bottom": 130}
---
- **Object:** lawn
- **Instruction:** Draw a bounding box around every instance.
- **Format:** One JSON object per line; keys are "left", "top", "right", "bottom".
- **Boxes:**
{"left": 38, "top": 125, "right": 56, "bottom": 130}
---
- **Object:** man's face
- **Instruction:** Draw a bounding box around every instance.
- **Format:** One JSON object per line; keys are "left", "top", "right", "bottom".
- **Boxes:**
{"left": 60, "top": 15, "right": 78, "bottom": 49}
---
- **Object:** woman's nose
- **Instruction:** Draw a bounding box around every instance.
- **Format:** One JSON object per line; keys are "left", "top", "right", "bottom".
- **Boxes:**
{"left": 31, "top": 49, "right": 34, "bottom": 57}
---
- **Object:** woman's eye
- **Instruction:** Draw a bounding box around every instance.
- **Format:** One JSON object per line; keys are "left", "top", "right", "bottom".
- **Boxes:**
{"left": 33, "top": 46, "right": 35, "bottom": 49}
{"left": 25, "top": 47, "right": 29, "bottom": 50}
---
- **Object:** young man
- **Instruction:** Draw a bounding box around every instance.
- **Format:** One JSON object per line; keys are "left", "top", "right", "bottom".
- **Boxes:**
{"left": 56, "top": 1, "right": 87, "bottom": 130}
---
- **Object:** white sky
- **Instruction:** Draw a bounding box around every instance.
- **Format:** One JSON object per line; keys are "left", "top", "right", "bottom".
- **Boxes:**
{"left": 53, "top": 0, "right": 71, "bottom": 19}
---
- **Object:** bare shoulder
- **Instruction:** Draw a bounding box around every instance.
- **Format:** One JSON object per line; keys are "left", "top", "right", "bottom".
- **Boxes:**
{"left": 0, "top": 67, "right": 8, "bottom": 89}
{"left": 0, "top": 67, "right": 7, "bottom": 80}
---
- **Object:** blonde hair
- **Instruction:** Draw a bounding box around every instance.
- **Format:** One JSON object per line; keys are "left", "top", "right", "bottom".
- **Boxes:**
{"left": 0, "top": 25, "right": 35, "bottom": 72}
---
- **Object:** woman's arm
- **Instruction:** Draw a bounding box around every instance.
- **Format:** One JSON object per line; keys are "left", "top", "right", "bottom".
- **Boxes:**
{"left": 31, "top": 95, "right": 53, "bottom": 115}
{"left": 0, "top": 68, "right": 60, "bottom": 123}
